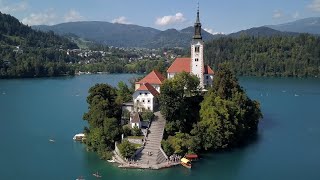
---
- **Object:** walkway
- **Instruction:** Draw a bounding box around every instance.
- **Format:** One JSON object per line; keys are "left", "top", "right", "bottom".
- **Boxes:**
{"left": 135, "top": 111, "right": 167, "bottom": 165}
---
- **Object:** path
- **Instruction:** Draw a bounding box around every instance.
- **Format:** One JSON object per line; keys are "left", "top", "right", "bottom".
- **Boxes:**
{"left": 135, "top": 111, "right": 167, "bottom": 165}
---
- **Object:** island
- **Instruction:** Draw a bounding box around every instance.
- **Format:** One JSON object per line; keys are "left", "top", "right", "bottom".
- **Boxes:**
{"left": 81, "top": 9, "right": 262, "bottom": 169}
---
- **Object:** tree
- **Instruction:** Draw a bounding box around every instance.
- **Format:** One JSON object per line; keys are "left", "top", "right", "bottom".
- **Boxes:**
{"left": 116, "top": 81, "right": 132, "bottom": 104}
{"left": 83, "top": 83, "right": 121, "bottom": 127}
{"left": 159, "top": 72, "right": 201, "bottom": 133}
{"left": 118, "top": 140, "right": 136, "bottom": 159}
{"left": 141, "top": 110, "right": 154, "bottom": 121}
{"left": 191, "top": 64, "right": 262, "bottom": 150}
{"left": 132, "top": 125, "right": 142, "bottom": 136}
{"left": 83, "top": 83, "right": 122, "bottom": 159}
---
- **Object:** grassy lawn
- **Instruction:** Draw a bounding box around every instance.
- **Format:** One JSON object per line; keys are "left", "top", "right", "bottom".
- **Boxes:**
{"left": 131, "top": 143, "right": 142, "bottom": 149}
{"left": 127, "top": 136, "right": 144, "bottom": 140}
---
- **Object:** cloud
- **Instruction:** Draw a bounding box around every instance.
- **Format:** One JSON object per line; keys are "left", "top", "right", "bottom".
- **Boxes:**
{"left": 22, "top": 10, "right": 57, "bottom": 25}
{"left": 308, "top": 0, "right": 320, "bottom": 12}
{"left": 155, "top": 12, "right": 186, "bottom": 26}
{"left": 273, "top": 10, "right": 284, "bottom": 19}
{"left": 0, "top": 0, "right": 28, "bottom": 14}
{"left": 293, "top": 11, "right": 300, "bottom": 19}
{"left": 204, "top": 28, "right": 224, "bottom": 35}
{"left": 64, "top": 9, "right": 84, "bottom": 22}
{"left": 112, "top": 16, "right": 131, "bottom": 24}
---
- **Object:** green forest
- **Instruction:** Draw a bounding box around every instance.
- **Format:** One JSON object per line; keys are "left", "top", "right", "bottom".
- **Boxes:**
{"left": 0, "top": 12, "right": 79, "bottom": 78}
{"left": 204, "top": 34, "right": 320, "bottom": 77}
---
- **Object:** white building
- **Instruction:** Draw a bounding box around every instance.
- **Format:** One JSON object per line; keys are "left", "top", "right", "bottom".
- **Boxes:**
{"left": 166, "top": 9, "right": 214, "bottom": 88}
{"left": 133, "top": 82, "right": 160, "bottom": 112}
{"left": 132, "top": 70, "right": 165, "bottom": 112}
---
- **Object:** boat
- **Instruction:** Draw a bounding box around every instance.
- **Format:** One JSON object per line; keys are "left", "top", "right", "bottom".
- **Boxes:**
{"left": 73, "top": 133, "right": 85, "bottom": 141}
{"left": 107, "top": 159, "right": 115, "bottom": 163}
{"left": 180, "top": 158, "right": 191, "bottom": 169}
{"left": 75, "top": 176, "right": 85, "bottom": 180}
{"left": 93, "top": 172, "right": 102, "bottom": 178}
{"left": 49, "top": 139, "right": 55, "bottom": 143}
{"left": 185, "top": 154, "right": 198, "bottom": 161}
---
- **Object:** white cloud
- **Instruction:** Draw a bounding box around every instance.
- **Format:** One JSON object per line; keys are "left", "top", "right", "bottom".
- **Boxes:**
{"left": 155, "top": 12, "right": 186, "bottom": 26}
{"left": 22, "top": 10, "right": 57, "bottom": 26}
{"left": 308, "top": 0, "right": 320, "bottom": 12}
{"left": 112, "top": 16, "right": 131, "bottom": 24}
{"left": 64, "top": 9, "right": 84, "bottom": 22}
{"left": 293, "top": 11, "right": 300, "bottom": 19}
{"left": 204, "top": 28, "right": 224, "bottom": 35}
{"left": 273, "top": 10, "right": 284, "bottom": 19}
{"left": 0, "top": 0, "right": 28, "bottom": 14}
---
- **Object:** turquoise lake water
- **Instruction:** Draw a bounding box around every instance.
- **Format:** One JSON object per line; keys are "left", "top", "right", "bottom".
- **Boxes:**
{"left": 0, "top": 74, "right": 320, "bottom": 180}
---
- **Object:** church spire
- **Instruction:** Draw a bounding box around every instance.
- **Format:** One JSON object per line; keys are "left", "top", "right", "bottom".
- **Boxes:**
{"left": 193, "top": 3, "right": 202, "bottom": 40}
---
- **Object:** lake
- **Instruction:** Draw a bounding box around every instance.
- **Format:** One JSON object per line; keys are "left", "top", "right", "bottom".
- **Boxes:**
{"left": 0, "top": 74, "right": 320, "bottom": 180}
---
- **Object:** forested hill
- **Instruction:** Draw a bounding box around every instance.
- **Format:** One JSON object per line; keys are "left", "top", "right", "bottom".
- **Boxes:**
{"left": 0, "top": 12, "right": 79, "bottom": 78}
{"left": 204, "top": 34, "right": 320, "bottom": 77}
{"left": 33, "top": 22, "right": 217, "bottom": 48}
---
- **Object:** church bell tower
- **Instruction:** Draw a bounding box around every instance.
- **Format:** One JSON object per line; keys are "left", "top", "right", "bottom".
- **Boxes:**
{"left": 190, "top": 6, "right": 204, "bottom": 88}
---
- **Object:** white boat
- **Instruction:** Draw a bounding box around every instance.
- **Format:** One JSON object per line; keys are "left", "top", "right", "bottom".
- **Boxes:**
{"left": 49, "top": 139, "right": 55, "bottom": 142}
{"left": 107, "top": 159, "right": 115, "bottom": 163}
{"left": 73, "top": 133, "right": 85, "bottom": 141}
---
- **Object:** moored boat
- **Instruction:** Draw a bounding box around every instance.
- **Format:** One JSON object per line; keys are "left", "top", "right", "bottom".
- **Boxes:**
{"left": 180, "top": 158, "right": 191, "bottom": 169}
{"left": 73, "top": 133, "right": 85, "bottom": 141}
{"left": 185, "top": 154, "right": 198, "bottom": 161}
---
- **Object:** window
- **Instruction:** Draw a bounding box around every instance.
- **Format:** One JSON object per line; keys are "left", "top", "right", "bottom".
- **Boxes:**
{"left": 195, "top": 46, "right": 200, "bottom": 53}
{"left": 206, "top": 76, "right": 209, "bottom": 79}
{"left": 139, "top": 93, "right": 142, "bottom": 95}
{"left": 195, "top": 58, "right": 198, "bottom": 62}
{"left": 147, "top": 99, "right": 151, "bottom": 103}
{"left": 145, "top": 93, "right": 148, "bottom": 96}
{"left": 147, "top": 107, "right": 150, "bottom": 110}
{"left": 142, "top": 99, "right": 145, "bottom": 103}
{"left": 136, "top": 100, "right": 140, "bottom": 103}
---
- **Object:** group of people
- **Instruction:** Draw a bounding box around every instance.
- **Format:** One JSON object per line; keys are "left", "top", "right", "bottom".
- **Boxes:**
{"left": 168, "top": 154, "right": 181, "bottom": 162}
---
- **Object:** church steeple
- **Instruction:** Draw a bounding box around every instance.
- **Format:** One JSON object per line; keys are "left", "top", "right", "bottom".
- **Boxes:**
{"left": 193, "top": 5, "right": 202, "bottom": 40}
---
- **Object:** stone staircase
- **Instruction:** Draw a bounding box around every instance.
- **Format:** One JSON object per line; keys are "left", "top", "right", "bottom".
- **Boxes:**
{"left": 136, "top": 111, "right": 167, "bottom": 165}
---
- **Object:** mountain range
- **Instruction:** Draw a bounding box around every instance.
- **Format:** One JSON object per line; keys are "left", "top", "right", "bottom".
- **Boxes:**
{"left": 266, "top": 17, "right": 320, "bottom": 35}
{"left": 33, "top": 17, "right": 320, "bottom": 48}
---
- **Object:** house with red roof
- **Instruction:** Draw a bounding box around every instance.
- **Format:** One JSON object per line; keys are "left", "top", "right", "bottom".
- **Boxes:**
{"left": 133, "top": 82, "right": 160, "bottom": 112}
{"left": 135, "top": 70, "right": 166, "bottom": 93}
{"left": 167, "top": 9, "right": 214, "bottom": 88}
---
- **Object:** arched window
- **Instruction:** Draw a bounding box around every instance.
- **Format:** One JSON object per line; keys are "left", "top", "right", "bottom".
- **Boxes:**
{"left": 195, "top": 46, "right": 200, "bottom": 53}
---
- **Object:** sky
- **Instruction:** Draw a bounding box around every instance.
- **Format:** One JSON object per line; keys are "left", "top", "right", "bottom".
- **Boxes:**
{"left": 1, "top": 0, "right": 320, "bottom": 34}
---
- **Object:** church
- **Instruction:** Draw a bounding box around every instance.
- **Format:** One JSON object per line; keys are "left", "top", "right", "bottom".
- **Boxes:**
{"left": 167, "top": 8, "right": 214, "bottom": 88}
{"left": 131, "top": 8, "right": 214, "bottom": 116}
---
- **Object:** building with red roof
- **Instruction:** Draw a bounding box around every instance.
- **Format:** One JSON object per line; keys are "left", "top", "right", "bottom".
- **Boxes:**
{"left": 133, "top": 82, "right": 159, "bottom": 112}
{"left": 167, "top": 9, "right": 214, "bottom": 88}
{"left": 135, "top": 70, "right": 166, "bottom": 93}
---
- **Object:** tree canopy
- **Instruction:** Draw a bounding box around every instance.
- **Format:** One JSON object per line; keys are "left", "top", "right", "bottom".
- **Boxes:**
{"left": 205, "top": 34, "right": 320, "bottom": 77}
{"left": 83, "top": 83, "right": 131, "bottom": 159}
{"left": 161, "top": 64, "right": 262, "bottom": 155}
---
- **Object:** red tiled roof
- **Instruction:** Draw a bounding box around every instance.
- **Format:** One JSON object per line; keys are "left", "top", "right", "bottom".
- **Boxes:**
{"left": 136, "top": 83, "right": 159, "bottom": 96}
{"left": 167, "top": 58, "right": 191, "bottom": 73}
{"left": 137, "top": 70, "right": 166, "bottom": 85}
{"left": 204, "top": 65, "right": 214, "bottom": 74}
